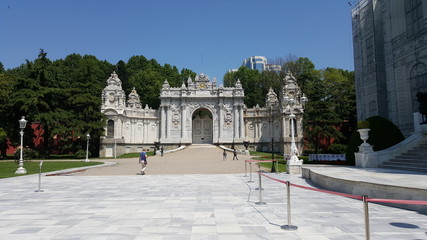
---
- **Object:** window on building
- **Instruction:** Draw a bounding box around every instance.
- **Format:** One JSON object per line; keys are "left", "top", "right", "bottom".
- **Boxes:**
{"left": 107, "top": 120, "right": 114, "bottom": 138}
{"left": 405, "top": 0, "right": 424, "bottom": 38}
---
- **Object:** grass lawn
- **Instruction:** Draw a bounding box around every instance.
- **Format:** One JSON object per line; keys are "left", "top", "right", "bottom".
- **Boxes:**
{"left": 117, "top": 151, "right": 155, "bottom": 158}
{"left": 0, "top": 161, "right": 103, "bottom": 179}
{"left": 250, "top": 151, "right": 287, "bottom": 172}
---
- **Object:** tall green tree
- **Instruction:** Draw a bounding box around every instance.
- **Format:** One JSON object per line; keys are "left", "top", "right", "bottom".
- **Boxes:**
{"left": 303, "top": 70, "right": 343, "bottom": 153}
{"left": 0, "top": 72, "right": 15, "bottom": 158}
{"left": 129, "top": 69, "right": 164, "bottom": 108}
{"left": 224, "top": 66, "right": 263, "bottom": 107}
{"left": 12, "top": 50, "right": 60, "bottom": 157}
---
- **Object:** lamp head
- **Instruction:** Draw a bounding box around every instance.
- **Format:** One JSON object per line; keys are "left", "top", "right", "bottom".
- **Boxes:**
{"left": 19, "top": 116, "right": 27, "bottom": 130}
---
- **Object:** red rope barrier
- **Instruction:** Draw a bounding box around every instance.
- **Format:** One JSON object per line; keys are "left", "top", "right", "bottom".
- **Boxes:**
{"left": 367, "top": 198, "right": 427, "bottom": 205}
{"left": 259, "top": 172, "right": 287, "bottom": 184}
{"left": 258, "top": 172, "right": 427, "bottom": 206}
{"left": 289, "top": 182, "right": 364, "bottom": 200}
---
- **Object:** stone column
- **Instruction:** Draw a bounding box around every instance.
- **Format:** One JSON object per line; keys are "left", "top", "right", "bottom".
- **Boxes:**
{"left": 181, "top": 105, "right": 186, "bottom": 139}
{"left": 160, "top": 106, "right": 166, "bottom": 140}
{"left": 165, "top": 106, "right": 170, "bottom": 139}
{"left": 234, "top": 104, "right": 238, "bottom": 139}
{"left": 219, "top": 104, "right": 223, "bottom": 139}
{"left": 239, "top": 105, "right": 244, "bottom": 139}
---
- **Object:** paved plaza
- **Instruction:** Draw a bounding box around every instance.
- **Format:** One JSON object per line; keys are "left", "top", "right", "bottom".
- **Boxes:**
{"left": 0, "top": 146, "right": 426, "bottom": 239}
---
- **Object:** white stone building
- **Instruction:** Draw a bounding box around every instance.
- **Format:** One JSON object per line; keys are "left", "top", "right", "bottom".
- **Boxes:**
{"left": 99, "top": 71, "right": 306, "bottom": 157}
{"left": 352, "top": 0, "right": 427, "bottom": 136}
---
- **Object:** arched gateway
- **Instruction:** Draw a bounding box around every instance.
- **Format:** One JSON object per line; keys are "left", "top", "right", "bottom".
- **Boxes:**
{"left": 100, "top": 72, "right": 306, "bottom": 158}
{"left": 192, "top": 108, "right": 213, "bottom": 144}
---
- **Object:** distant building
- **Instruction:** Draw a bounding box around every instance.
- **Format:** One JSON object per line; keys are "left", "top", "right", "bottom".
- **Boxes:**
{"left": 242, "top": 56, "right": 267, "bottom": 72}
{"left": 265, "top": 64, "right": 282, "bottom": 74}
{"left": 228, "top": 56, "right": 282, "bottom": 74}
{"left": 352, "top": 0, "right": 427, "bottom": 136}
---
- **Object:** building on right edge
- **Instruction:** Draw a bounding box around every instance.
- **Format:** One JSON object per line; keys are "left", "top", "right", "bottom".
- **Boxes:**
{"left": 352, "top": 0, "right": 427, "bottom": 136}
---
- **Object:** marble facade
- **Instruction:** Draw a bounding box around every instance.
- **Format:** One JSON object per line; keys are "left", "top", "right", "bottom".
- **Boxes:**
{"left": 99, "top": 71, "right": 306, "bottom": 157}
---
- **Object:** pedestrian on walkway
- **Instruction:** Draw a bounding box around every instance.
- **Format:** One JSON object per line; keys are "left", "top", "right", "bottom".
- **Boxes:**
{"left": 233, "top": 149, "right": 238, "bottom": 160}
{"left": 139, "top": 149, "right": 148, "bottom": 175}
{"left": 223, "top": 150, "right": 227, "bottom": 160}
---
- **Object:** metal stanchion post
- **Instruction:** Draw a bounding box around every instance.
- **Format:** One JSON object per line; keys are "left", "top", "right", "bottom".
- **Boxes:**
{"left": 35, "top": 161, "right": 44, "bottom": 192}
{"left": 248, "top": 162, "right": 254, "bottom": 183}
{"left": 255, "top": 171, "right": 266, "bottom": 205}
{"left": 363, "top": 195, "right": 370, "bottom": 240}
{"left": 244, "top": 161, "right": 247, "bottom": 177}
{"left": 281, "top": 181, "right": 298, "bottom": 231}
{"left": 275, "top": 160, "right": 279, "bottom": 174}
{"left": 255, "top": 165, "right": 264, "bottom": 190}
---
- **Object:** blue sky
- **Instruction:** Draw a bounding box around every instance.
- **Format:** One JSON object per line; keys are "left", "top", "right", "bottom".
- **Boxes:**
{"left": 1, "top": 0, "right": 355, "bottom": 83}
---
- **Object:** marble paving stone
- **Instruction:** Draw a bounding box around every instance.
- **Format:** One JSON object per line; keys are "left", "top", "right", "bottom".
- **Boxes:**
{"left": 0, "top": 173, "right": 426, "bottom": 239}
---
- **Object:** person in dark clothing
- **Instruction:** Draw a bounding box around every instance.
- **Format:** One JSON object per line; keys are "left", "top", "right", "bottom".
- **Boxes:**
{"left": 233, "top": 149, "right": 238, "bottom": 160}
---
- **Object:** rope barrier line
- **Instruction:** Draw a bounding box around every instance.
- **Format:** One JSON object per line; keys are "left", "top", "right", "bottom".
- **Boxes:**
{"left": 289, "top": 182, "right": 364, "bottom": 200}
{"left": 366, "top": 198, "right": 427, "bottom": 205}
{"left": 260, "top": 172, "right": 427, "bottom": 205}
{"left": 259, "top": 172, "right": 288, "bottom": 184}
{"left": 259, "top": 172, "right": 362, "bottom": 200}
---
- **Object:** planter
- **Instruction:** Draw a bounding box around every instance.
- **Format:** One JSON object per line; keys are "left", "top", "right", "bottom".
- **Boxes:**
{"left": 357, "top": 128, "right": 373, "bottom": 153}
{"left": 357, "top": 128, "right": 370, "bottom": 143}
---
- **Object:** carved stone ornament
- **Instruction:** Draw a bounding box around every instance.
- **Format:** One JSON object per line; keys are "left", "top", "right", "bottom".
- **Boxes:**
{"left": 195, "top": 73, "right": 210, "bottom": 82}
{"left": 170, "top": 104, "right": 180, "bottom": 127}
{"left": 411, "top": 63, "right": 427, "bottom": 78}
{"left": 266, "top": 87, "right": 278, "bottom": 107}
{"left": 127, "top": 87, "right": 142, "bottom": 109}
{"left": 107, "top": 71, "right": 122, "bottom": 87}
{"left": 223, "top": 104, "right": 233, "bottom": 128}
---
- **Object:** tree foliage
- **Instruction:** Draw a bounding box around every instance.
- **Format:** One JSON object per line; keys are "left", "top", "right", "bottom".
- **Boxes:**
{"left": 1, "top": 51, "right": 196, "bottom": 157}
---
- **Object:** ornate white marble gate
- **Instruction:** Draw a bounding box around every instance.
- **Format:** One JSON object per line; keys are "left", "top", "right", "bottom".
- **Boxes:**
{"left": 100, "top": 71, "right": 306, "bottom": 158}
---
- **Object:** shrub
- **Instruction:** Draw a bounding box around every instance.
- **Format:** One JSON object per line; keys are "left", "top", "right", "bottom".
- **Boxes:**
{"left": 345, "top": 116, "right": 405, "bottom": 165}
{"left": 327, "top": 144, "right": 347, "bottom": 154}
{"left": 14, "top": 148, "right": 39, "bottom": 160}
{"left": 357, "top": 120, "right": 369, "bottom": 129}
{"left": 74, "top": 150, "right": 91, "bottom": 159}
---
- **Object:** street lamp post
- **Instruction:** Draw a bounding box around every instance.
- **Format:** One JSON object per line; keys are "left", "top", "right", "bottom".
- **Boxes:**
{"left": 283, "top": 95, "right": 308, "bottom": 173}
{"left": 85, "top": 133, "right": 90, "bottom": 162}
{"left": 15, "top": 116, "right": 28, "bottom": 174}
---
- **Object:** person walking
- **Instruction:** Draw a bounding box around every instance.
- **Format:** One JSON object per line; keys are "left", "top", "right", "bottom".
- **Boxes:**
{"left": 223, "top": 150, "right": 227, "bottom": 160}
{"left": 139, "top": 149, "right": 148, "bottom": 175}
{"left": 233, "top": 149, "right": 238, "bottom": 160}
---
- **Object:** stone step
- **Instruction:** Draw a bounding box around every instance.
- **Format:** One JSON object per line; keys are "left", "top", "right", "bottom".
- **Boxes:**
{"left": 378, "top": 164, "right": 427, "bottom": 173}
{"left": 389, "top": 159, "right": 427, "bottom": 164}
{"left": 382, "top": 162, "right": 427, "bottom": 168}
{"left": 394, "top": 156, "right": 427, "bottom": 161}
{"left": 401, "top": 151, "right": 427, "bottom": 156}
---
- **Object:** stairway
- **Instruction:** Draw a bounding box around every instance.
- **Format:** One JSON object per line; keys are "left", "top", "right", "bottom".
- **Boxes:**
{"left": 379, "top": 142, "right": 427, "bottom": 173}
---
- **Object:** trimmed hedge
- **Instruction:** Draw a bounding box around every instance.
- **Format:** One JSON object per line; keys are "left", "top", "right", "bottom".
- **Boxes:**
{"left": 345, "top": 116, "right": 405, "bottom": 165}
